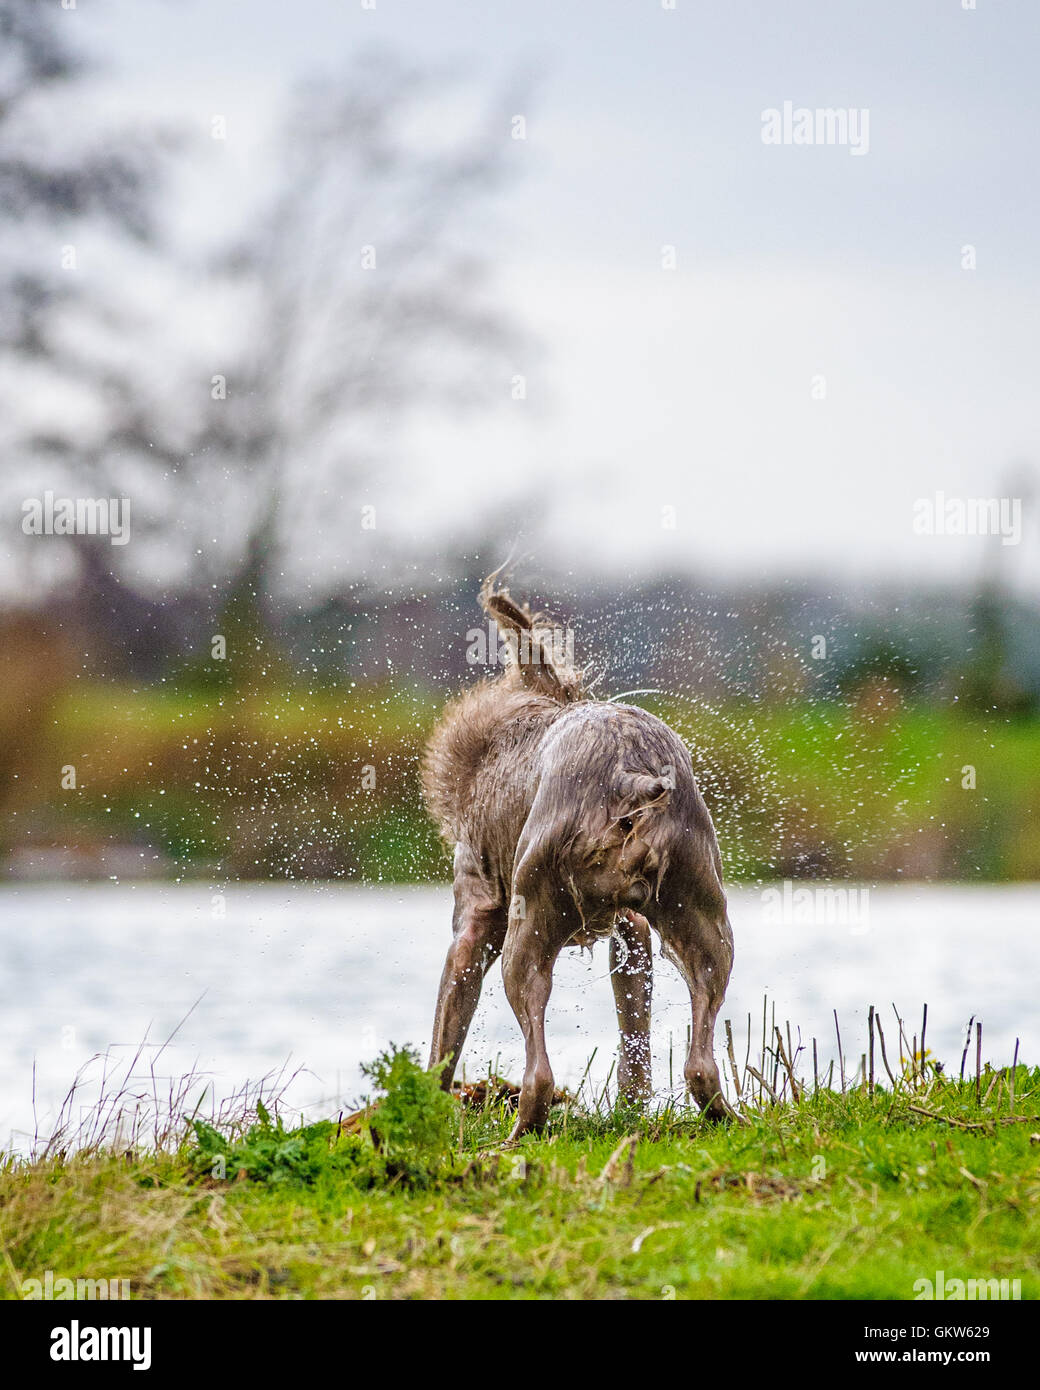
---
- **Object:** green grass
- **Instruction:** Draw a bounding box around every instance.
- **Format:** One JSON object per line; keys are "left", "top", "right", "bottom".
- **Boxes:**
{"left": 3, "top": 1049, "right": 1037, "bottom": 1301}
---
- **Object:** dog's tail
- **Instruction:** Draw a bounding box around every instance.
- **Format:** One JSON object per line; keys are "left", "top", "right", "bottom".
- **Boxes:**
{"left": 479, "top": 573, "right": 587, "bottom": 703}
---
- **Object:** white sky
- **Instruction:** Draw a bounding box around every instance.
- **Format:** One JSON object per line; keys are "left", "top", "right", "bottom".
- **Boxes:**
{"left": 35, "top": 0, "right": 1040, "bottom": 590}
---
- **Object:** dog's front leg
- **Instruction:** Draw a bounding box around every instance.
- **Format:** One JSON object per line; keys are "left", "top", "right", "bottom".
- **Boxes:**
{"left": 657, "top": 900, "right": 734, "bottom": 1121}
{"left": 611, "top": 911, "right": 653, "bottom": 1103}
{"left": 500, "top": 884, "right": 575, "bottom": 1139}
{"left": 428, "top": 852, "right": 507, "bottom": 1088}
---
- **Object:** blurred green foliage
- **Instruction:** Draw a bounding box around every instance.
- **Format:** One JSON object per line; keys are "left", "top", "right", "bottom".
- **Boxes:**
{"left": 3, "top": 677, "right": 1038, "bottom": 882}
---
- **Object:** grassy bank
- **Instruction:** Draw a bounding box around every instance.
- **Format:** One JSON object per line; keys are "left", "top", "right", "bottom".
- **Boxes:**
{"left": 2, "top": 1049, "right": 1037, "bottom": 1301}
{"left": 5, "top": 683, "right": 1040, "bottom": 881}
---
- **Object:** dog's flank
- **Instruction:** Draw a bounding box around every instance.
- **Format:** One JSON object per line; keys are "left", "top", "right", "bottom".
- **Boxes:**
{"left": 422, "top": 577, "right": 734, "bottom": 1137}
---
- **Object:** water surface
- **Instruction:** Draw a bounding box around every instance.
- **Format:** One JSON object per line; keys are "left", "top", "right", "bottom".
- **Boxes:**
{"left": 1, "top": 882, "right": 1035, "bottom": 1151}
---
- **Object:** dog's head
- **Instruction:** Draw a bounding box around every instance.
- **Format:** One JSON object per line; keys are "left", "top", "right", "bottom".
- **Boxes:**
{"left": 565, "top": 771, "right": 673, "bottom": 918}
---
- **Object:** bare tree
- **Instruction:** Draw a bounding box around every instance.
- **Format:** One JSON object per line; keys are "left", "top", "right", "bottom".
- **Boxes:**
{"left": 0, "top": 0, "right": 159, "bottom": 352}
{"left": 194, "top": 51, "right": 530, "bottom": 614}
{"left": 0, "top": 0, "right": 190, "bottom": 667}
{"left": 4, "top": 20, "right": 530, "bottom": 671}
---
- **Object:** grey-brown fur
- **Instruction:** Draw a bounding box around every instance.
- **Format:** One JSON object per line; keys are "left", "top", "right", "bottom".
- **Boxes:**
{"left": 422, "top": 578, "right": 734, "bottom": 1136}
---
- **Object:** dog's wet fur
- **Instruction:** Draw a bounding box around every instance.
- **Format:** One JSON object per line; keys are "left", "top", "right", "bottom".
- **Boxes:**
{"left": 422, "top": 577, "right": 734, "bottom": 1137}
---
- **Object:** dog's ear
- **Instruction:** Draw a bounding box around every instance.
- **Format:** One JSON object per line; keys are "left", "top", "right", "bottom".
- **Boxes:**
{"left": 639, "top": 775, "right": 672, "bottom": 803}
{"left": 614, "top": 772, "right": 672, "bottom": 817}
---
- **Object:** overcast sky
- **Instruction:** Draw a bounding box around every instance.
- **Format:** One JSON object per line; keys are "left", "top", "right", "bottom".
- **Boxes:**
{"left": 58, "top": 0, "right": 1040, "bottom": 592}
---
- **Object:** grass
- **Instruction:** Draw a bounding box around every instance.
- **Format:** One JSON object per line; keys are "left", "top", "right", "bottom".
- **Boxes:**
{"left": 2, "top": 1038, "right": 1038, "bottom": 1301}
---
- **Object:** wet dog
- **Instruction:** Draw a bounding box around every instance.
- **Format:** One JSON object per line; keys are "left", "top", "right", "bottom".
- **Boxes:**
{"left": 422, "top": 578, "right": 733, "bottom": 1137}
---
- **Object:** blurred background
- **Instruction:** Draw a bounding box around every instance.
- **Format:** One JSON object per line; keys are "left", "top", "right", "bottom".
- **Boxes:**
{"left": 1, "top": 0, "right": 1038, "bottom": 1143}
{"left": 2, "top": 0, "right": 1038, "bottom": 886}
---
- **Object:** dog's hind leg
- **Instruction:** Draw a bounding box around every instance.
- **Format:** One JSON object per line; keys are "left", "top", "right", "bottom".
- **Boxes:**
{"left": 428, "top": 855, "right": 508, "bottom": 1089}
{"left": 611, "top": 911, "right": 653, "bottom": 1103}
{"left": 656, "top": 900, "right": 734, "bottom": 1120}
{"left": 500, "top": 888, "right": 576, "bottom": 1139}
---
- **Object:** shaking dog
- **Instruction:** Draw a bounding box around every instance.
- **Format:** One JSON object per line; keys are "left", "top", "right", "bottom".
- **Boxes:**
{"left": 422, "top": 578, "right": 733, "bottom": 1137}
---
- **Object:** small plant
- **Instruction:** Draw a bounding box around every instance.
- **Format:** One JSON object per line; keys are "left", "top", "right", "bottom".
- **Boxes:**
{"left": 361, "top": 1044, "right": 456, "bottom": 1165}
{"left": 184, "top": 1047, "right": 459, "bottom": 1190}
{"left": 189, "top": 1101, "right": 368, "bottom": 1187}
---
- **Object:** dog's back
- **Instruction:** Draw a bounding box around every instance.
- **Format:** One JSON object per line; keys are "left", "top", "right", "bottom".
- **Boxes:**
{"left": 517, "top": 701, "right": 724, "bottom": 935}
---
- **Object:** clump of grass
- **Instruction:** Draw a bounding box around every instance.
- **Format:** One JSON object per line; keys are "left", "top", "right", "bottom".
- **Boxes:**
{"left": 26, "top": 1007, "right": 306, "bottom": 1163}
{"left": 360, "top": 1045, "right": 456, "bottom": 1163}
{"left": 189, "top": 1102, "right": 370, "bottom": 1187}
{"left": 187, "top": 1046, "right": 458, "bottom": 1191}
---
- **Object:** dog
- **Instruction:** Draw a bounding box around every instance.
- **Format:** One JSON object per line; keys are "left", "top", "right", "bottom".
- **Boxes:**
{"left": 422, "top": 577, "right": 733, "bottom": 1138}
